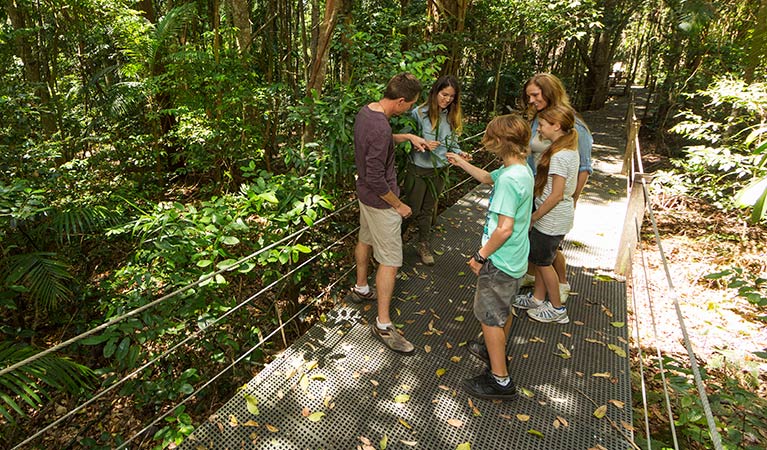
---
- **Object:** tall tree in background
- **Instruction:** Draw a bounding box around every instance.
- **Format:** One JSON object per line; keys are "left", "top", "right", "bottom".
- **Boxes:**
{"left": 427, "top": 0, "right": 472, "bottom": 75}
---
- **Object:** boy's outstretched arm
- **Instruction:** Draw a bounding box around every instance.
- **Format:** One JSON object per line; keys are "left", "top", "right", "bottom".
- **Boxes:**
{"left": 446, "top": 152, "right": 492, "bottom": 184}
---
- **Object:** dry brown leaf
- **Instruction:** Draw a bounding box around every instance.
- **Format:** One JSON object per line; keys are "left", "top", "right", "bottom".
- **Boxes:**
{"left": 609, "top": 399, "right": 625, "bottom": 409}
{"left": 447, "top": 418, "right": 464, "bottom": 428}
{"left": 446, "top": 341, "right": 453, "bottom": 349}
{"left": 243, "top": 419, "right": 259, "bottom": 427}
{"left": 592, "top": 372, "right": 611, "bottom": 378}
{"left": 553, "top": 418, "right": 560, "bottom": 429}
{"left": 557, "top": 416, "right": 569, "bottom": 427}
{"left": 574, "top": 320, "right": 585, "bottom": 325}
{"left": 370, "top": 379, "right": 379, "bottom": 386}
{"left": 424, "top": 345, "right": 432, "bottom": 353}
{"left": 400, "top": 440, "right": 418, "bottom": 447}
{"left": 358, "top": 436, "right": 372, "bottom": 445}
{"left": 450, "top": 356, "right": 461, "bottom": 363}
{"left": 229, "top": 414, "right": 238, "bottom": 427}
{"left": 516, "top": 414, "right": 530, "bottom": 422}
{"left": 561, "top": 332, "right": 572, "bottom": 338}
{"left": 301, "top": 407, "right": 310, "bottom": 417}
{"left": 621, "top": 420, "right": 635, "bottom": 431}
{"left": 265, "top": 423, "right": 279, "bottom": 433}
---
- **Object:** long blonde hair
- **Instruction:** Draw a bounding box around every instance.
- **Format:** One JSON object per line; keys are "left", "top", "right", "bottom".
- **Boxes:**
{"left": 481, "top": 114, "right": 530, "bottom": 160}
{"left": 534, "top": 105, "right": 578, "bottom": 197}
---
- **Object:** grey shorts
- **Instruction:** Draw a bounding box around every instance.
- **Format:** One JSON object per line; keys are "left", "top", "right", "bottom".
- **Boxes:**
{"left": 473, "top": 260, "right": 521, "bottom": 327}
{"left": 528, "top": 228, "right": 564, "bottom": 267}
{"left": 358, "top": 201, "right": 403, "bottom": 267}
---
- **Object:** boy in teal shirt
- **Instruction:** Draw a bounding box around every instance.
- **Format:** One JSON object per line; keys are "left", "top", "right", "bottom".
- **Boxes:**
{"left": 446, "top": 113, "right": 533, "bottom": 400}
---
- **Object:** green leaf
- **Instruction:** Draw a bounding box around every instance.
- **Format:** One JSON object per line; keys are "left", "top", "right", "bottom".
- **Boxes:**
{"left": 456, "top": 443, "right": 471, "bottom": 450}
{"left": 610, "top": 321, "right": 625, "bottom": 328}
{"left": 394, "top": 394, "right": 410, "bottom": 403}
{"left": 307, "top": 411, "right": 325, "bottom": 422}
{"left": 527, "top": 429, "right": 544, "bottom": 438}
{"left": 244, "top": 393, "right": 259, "bottom": 415}
{"left": 196, "top": 259, "right": 213, "bottom": 268}
{"left": 221, "top": 236, "right": 240, "bottom": 246}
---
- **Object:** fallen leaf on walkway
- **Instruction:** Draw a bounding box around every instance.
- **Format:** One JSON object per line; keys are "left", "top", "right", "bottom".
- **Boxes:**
{"left": 244, "top": 393, "right": 259, "bottom": 415}
{"left": 516, "top": 414, "right": 530, "bottom": 422}
{"left": 610, "top": 321, "right": 625, "bottom": 328}
{"left": 438, "top": 385, "right": 450, "bottom": 391}
{"left": 527, "top": 429, "right": 544, "bottom": 438}
{"left": 400, "top": 440, "right": 417, "bottom": 447}
{"left": 401, "top": 384, "right": 411, "bottom": 391}
{"left": 609, "top": 399, "right": 625, "bottom": 408}
{"left": 556, "top": 343, "right": 571, "bottom": 359}
{"left": 229, "top": 414, "right": 238, "bottom": 426}
{"left": 556, "top": 416, "right": 569, "bottom": 427}
{"left": 458, "top": 271, "right": 466, "bottom": 276}
{"left": 359, "top": 436, "right": 372, "bottom": 445}
{"left": 424, "top": 345, "right": 432, "bottom": 353}
{"left": 243, "top": 419, "right": 258, "bottom": 427}
{"left": 588, "top": 445, "right": 608, "bottom": 450}
{"left": 301, "top": 407, "right": 310, "bottom": 417}
{"left": 561, "top": 332, "right": 572, "bottom": 338}
{"left": 468, "top": 398, "right": 481, "bottom": 416}
{"left": 601, "top": 305, "right": 614, "bottom": 317}
{"left": 394, "top": 394, "right": 410, "bottom": 403}
{"left": 299, "top": 374, "right": 309, "bottom": 392}
{"left": 307, "top": 412, "right": 325, "bottom": 422}
{"left": 436, "top": 368, "right": 446, "bottom": 377}
{"left": 456, "top": 443, "right": 471, "bottom": 450}
{"left": 519, "top": 387, "right": 535, "bottom": 398}
{"left": 415, "top": 309, "right": 427, "bottom": 315}
{"left": 529, "top": 336, "right": 545, "bottom": 343}
{"left": 370, "top": 379, "right": 379, "bottom": 386}
{"left": 592, "top": 372, "right": 611, "bottom": 378}
{"left": 593, "top": 405, "right": 607, "bottom": 418}
{"left": 608, "top": 343, "right": 627, "bottom": 357}
{"left": 585, "top": 338, "right": 606, "bottom": 346}
{"left": 446, "top": 341, "right": 453, "bottom": 349}
{"left": 399, "top": 418, "right": 412, "bottom": 429}
{"left": 574, "top": 320, "right": 585, "bottom": 325}
{"left": 621, "top": 420, "right": 635, "bottom": 431}
{"left": 451, "top": 356, "right": 461, "bottom": 363}
{"left": 310, "top": 374, "right": 326, "bottom": 381}
{"left": 455, "top": 315, "right": 465, "bottom": 322}
{"left": 265, "top": 423, "right": 278, "bottom": 433}
{"left": 447, "top": 418, "right": 464, "bottom": 427}
{"left": 305, "top": 360, "right": 318, "bottom": 371}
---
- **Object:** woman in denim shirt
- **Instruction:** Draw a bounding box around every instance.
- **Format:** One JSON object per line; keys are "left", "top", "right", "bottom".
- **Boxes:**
{"left": 402, "top": 75, "right": 469, "bottom": 265}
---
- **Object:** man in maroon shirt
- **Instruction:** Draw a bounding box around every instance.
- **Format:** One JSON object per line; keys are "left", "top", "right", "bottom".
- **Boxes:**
{"left": 346, "top": 73, "right": 429, "bottom": 354}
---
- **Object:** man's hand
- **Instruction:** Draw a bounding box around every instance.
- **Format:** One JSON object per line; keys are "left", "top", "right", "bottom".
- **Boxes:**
{"left": 395, "top": 202, "right": 412, "bottom": 218}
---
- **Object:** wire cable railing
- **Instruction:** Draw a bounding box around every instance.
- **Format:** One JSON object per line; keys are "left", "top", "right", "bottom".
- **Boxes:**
{"left": 9, "top": 130, "right": 489, "bottom": 449}
{"left": 622, "top": 94, "right": 724, "bottom": 450}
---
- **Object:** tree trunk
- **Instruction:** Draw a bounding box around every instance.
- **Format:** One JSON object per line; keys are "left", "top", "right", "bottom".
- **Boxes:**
{"left": 226, "top": 0, "right": 252, "bottom": 55}
{"left": 426, "top": 0, "right": 472, "bottom": 75}
{"left": 745, "top": 0, "right": 767, "bottom": 83}
{"left": 6, "top": 0, "right": 58, "bottom": 137}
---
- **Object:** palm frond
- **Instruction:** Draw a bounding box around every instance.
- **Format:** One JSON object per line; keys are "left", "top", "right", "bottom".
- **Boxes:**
{"left": 0, "top": 341, "right": 95, "bottom": 424}
{"left": 150, "top": 3, "right": 197, "bottom": 71}
{"left": 49, "top": 205, "right": 122, "bottom": 244}
{"left": 5, "top": 252, "right": 73, "bottom": 311}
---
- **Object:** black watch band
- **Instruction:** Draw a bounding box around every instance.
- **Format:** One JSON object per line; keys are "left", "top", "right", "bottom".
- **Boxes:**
{"left": 473, "top": 251, "right": 487, "bottom": 264}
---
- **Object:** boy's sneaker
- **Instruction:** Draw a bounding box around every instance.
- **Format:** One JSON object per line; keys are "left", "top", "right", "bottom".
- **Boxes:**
{"left": 513, "top": 292, "right": 544, "bottom": 310}
{"left": 467, "top": 339, "right": 490, "bottom": 364}
{"left": 527, "top": 302, "right": 570, "bottom": 324}
{"left": 345, "top": 287, "right": 376, "bottom": 303}
{"left": 520, "top": 273, "right": 536, "bottom": 288}
{"left": 463, "top": 369, "right": 518, "bottom": 401}
{"left": 370, "top": 323, "right": 414, "bottom": 354}
{"left": 417, "top": 241, "right": 435, "bottom": 266}
{"left": 559, "top": 282, "right": 571, "bottom": 304}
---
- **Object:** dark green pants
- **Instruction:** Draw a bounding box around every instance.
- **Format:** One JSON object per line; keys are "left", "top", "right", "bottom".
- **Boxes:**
{"left": 402, "top": 164, "right": 446, "bottom": 242}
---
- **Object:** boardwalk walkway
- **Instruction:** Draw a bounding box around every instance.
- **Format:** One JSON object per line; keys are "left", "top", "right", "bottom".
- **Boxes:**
{"left": 181, "top": 92, "right": 635, "bottom": 450}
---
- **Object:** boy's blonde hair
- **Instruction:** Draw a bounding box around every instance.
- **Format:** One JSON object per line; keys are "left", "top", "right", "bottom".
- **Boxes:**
{"left": 481, "top": 114, "right": 530, "bottom": 160}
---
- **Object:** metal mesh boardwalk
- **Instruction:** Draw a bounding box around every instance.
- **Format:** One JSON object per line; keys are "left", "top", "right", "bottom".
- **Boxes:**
{"left": 182, "top": 98, "right": 633, "bottom": 450}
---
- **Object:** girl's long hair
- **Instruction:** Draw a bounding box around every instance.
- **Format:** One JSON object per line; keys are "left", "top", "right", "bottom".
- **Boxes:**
{"left": 481, "top": 114, "right": 530, "bottom": 160}
{"left": 420, "top": 75, "right": 463, "bottom": 134}
{"left": 534, "top": 105, "right": 578, "bottom": 197}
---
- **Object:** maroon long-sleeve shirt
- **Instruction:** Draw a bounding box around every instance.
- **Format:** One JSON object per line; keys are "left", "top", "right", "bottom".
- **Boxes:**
{"left": 353, "top": 105, "right": 399, "bottom": 209}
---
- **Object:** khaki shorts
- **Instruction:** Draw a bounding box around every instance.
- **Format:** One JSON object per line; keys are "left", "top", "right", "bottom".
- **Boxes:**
{"left": 359, "top": 201, "right": 403, "bottom": 267}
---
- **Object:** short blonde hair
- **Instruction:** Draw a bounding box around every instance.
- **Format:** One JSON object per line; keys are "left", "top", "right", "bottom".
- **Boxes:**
{"left": 481, "top": 114, "right": 530, "bottom": 160}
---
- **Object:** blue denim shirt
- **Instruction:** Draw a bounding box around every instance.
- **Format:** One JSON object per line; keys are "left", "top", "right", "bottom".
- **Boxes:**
{"left": 409, "top": 106, "right": 464, "bottom": 169}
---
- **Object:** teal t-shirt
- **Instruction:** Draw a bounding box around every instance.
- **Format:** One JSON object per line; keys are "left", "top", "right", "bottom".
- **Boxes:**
{"left": 482, "top": 163, "right": 534, "bottom": 278}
